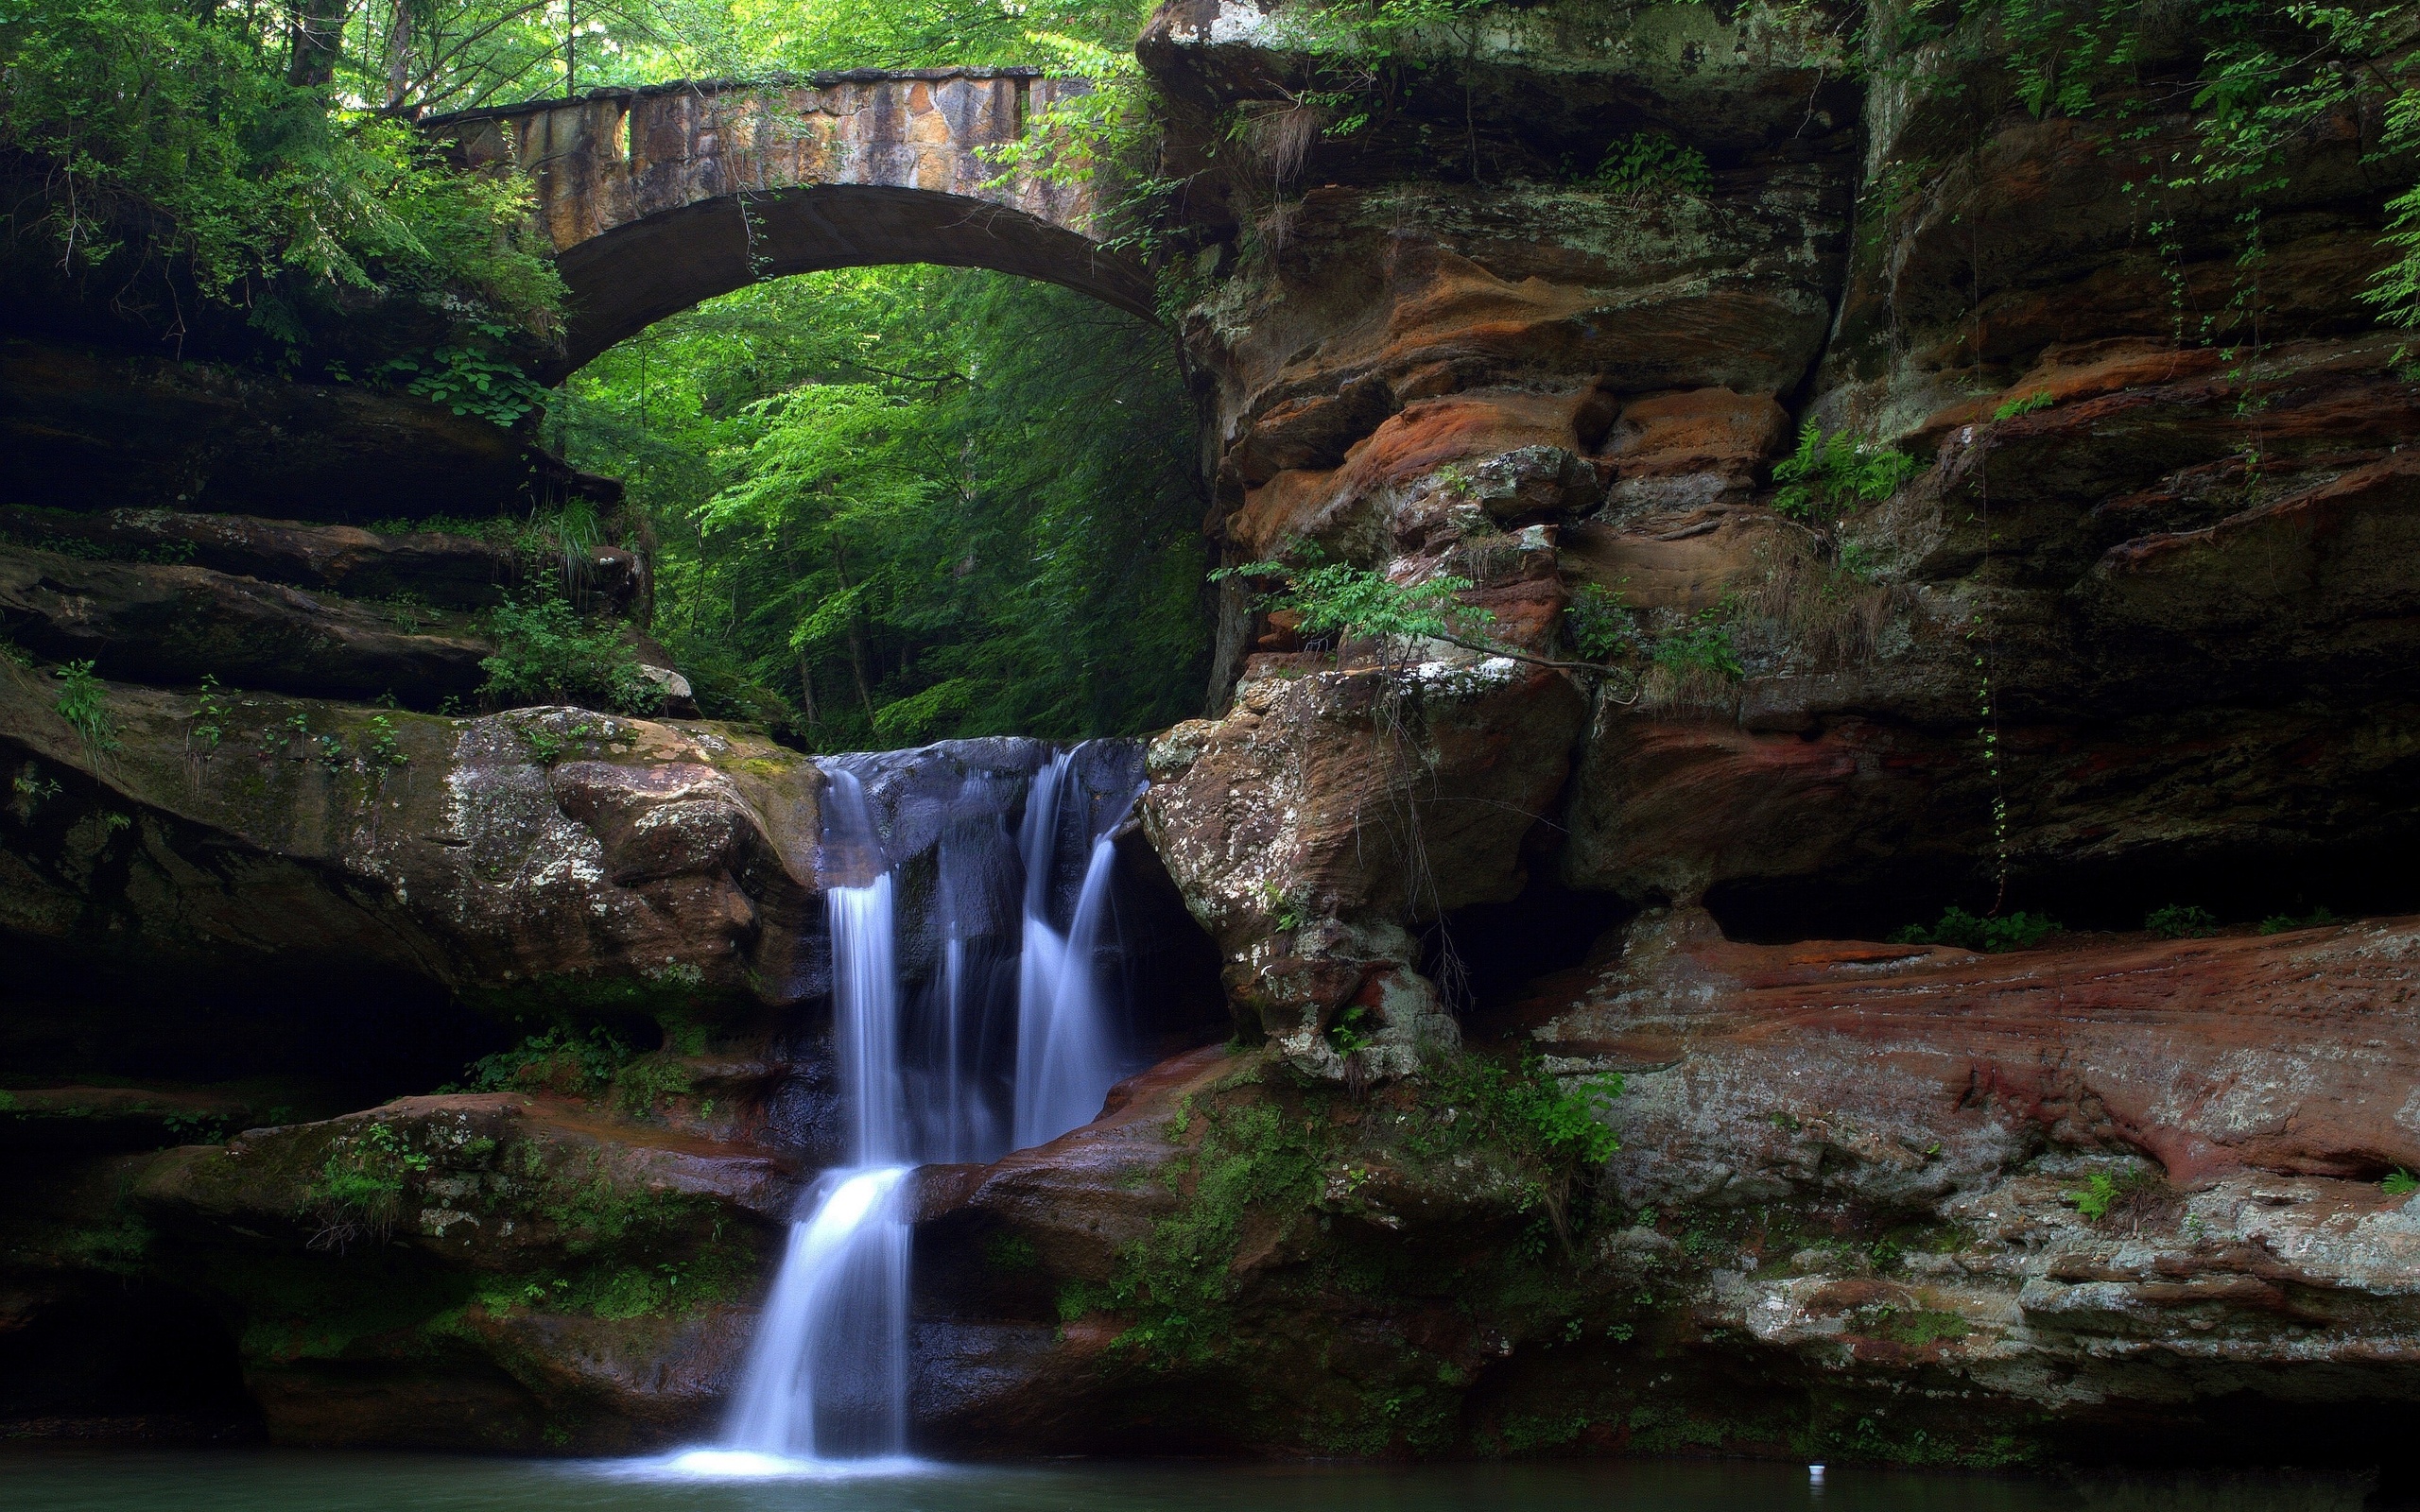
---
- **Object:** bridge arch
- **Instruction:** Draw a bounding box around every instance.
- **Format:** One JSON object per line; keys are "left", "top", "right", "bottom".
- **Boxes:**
{"left": 438, "top": 69, "right": 1152, "bottom": 377}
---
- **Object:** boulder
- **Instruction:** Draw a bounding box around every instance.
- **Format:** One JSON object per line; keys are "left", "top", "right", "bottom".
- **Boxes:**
{"left": 0, "top": 666, "right": 827, "bottom": 1024}
{"left": 118, "top": 1093, "right": 791, "bottom": 1451}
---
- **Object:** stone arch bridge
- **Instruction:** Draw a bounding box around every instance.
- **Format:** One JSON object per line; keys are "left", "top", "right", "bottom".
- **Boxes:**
{"left": 436, "top": 69, "right": 1148, "bottom": 377}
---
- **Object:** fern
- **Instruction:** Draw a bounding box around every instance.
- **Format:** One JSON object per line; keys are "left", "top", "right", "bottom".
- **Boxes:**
{"left": 1772, "top": 422, "right": 1920, "bottom": 522}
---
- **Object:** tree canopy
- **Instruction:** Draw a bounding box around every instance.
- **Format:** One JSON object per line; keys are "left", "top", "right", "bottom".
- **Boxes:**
{"left": 550, "top": 265, "right": 1209, "bottom": 748}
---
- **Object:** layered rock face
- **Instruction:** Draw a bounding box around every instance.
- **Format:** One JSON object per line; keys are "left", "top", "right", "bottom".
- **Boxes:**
{"left": 1068, "top": 0, "right": 2420, "bottom": 1468}
{"left": 1143, "top": 0, "right": 2420, "bottom": 1019}
{"left": 899, "top": 915, "right": 2420, "bottom": 1462}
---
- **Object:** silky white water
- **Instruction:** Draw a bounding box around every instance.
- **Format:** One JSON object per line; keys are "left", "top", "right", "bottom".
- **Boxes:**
{"left": 692, "top": 748, "right": 1144, "bottom": 1472}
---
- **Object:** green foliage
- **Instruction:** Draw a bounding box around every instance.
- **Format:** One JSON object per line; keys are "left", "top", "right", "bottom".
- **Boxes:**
{"left": 1892, "top": 906, "right": 2064, "bottom": 953}
{"left": 1772, "top": 422, "right": 1920, "bottom": 521}
{"left": 2066, "top": 1170, "right": 2119, "bottom": 1222}
{"left": 1411, "top": 1053, "right": 1624, "bottom": 1173}
{"left": 1325, "top": 1003, "right": 1375, "bottom": 1057}
{"left": 1083, "top": 1097, "right": 1324, "bottom": 1363}
{"left": 1564, "top": 582, "right": 1636, "bottom": 662}
{"left": 478, "top": 577, "right": 663, "bottom": 715}
{"left": 0, "top": 0, "right": 562, "bottom": 344}
{"left": 1593, "top": 131, "right": 1712, "bottom": 199}
{"left": 51, "top": 661, "right": 118, "bottom": 750}
{"left": 1215, "top": 555, "right": 1491, "bottom": 657}
{"left": 378, "top": 343, "right": 551, "bottom": 428}
{"left": 1991, "top": 390, "right": 2056, "bottom": 421}
{"left": 454, "top": 1027, "right": 635, "bottom": 1098}
{"left": 2144, "top": 903, "right": 2220, "bottom": 939}
{"left": 2061, "top": 1165, "right": 2173, "bottom": 1228}
{"left": 189, "top": 674, "right": 231, "bottom": 752}
{"left": 608, "top": 1055, "right": 695, "bottom": 1120}
{"left": 1651, "top": 608, "right": 1743, "bottom": 681}
{"left": 306, "top": 1120, "right": 428, "bottom": 1247}
{"left": 553, "top": 267, "right": 1206, "bottom": 748}
{"left": 362, "top": 715, "right": 409, "bottom": 773}
{"left": 2384, "top": 1169, "right": 2419, "bottom": 1197}
{"left": 2257, "top": 906, "right": 2339, "bottom": 935}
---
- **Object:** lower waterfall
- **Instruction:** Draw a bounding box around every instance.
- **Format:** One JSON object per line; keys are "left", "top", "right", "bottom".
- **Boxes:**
{"left": 679, "top": 746, "right": 1143, "bottom": 1470}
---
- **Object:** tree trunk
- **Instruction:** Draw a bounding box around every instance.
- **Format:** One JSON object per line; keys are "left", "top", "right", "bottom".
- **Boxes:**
{"left": 832, "top": 546, "right": 878, "bottom": 727}
{"left": 384, "top": 0, "right": 410, "bottom": 110}
{"left": 285, "top": 0, "right": 351, "bottom": 91}
{"left": 797, "top": 654, "right": 820, "bottom": 732}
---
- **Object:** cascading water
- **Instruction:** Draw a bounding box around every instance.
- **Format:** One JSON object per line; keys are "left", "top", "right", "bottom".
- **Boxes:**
{"left": 683, "top": 767, "right": 914, "bottom": 1472}
{"left": 1013, "top": 752, "right": 1130, "bottom": 1152}
{"left": 680, "top": 744, "right": 1145, "bottom": 1474}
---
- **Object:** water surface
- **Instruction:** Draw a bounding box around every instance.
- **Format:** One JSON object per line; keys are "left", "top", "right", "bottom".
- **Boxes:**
{"left": 0, "top": 1451, "right": 2382, "bottom": 1512}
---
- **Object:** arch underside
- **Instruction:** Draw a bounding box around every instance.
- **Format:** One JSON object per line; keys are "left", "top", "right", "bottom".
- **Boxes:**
{"left": 549, "top": 184, "right": 1157, "bottom": 377}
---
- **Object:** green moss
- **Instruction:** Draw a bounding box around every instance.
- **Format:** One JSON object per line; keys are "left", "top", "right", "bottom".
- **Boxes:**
{"left": 983, "top": 1233, "right": 1040, "bottom": 1273}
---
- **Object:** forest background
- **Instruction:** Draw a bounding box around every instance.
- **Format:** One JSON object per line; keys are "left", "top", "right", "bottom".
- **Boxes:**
{"left": 0, "top": 0, "right": 1206, "bottom": 749}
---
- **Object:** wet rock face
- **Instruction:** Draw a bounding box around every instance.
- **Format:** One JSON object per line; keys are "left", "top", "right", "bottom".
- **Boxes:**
{"left": 0, "top": 666, "right": 828, "bottom": 1026}
{"left": 1143, "top": 0, "right": 2420, "bottom": 965}
{"left": 0, "top": 340, "right": 604, "bottom": 521}
{"left": 35, "top": 1093, "right": 794, "bottom": 1452}
{"left": 899, "top": 919, "right": 2420, "bottom": 1462}
{"left": 0, "top": 505, "right": 643, "bottom": 615}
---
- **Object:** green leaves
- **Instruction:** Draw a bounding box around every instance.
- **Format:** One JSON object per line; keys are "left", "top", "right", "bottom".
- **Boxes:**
{"left": 51, "top": 660, "right": 119, "bottom": 752}
{"left": 379, "top": 346, "right": 551, "bottom": 429}
{"left": 2144, "top": 903, "right": 2220, "bottom": 939}
{"left": 1772, "top": 421, "right": 1920, "bottom": 522}
{"left": 1891, "top": 906, "right": 2064, "bottom": 953}
{"left": 477, "top": 576, "right": 665, "bottom": 716}
{"left": 1212, "top": 557, "right": 1491, "bottom": 652}
{"left": 0, "top": 0, "right": 562, "bottom": 340}
{"left": 1592, "top": 131, "right": 1712, "bottom": 200}
{"left": 553, "top": 266, "right": 1207, "bottom": 748}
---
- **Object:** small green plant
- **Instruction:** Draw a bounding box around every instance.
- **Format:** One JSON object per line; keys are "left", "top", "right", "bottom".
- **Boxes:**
{"left": 2145, "top": 904, "right": 2221, "bottom": 939}
{"left": 2063, "top": 1166, "right": 2179, "bottom": 1231}
{"left": 1326, "top": 1003, "right": 1374, "bottom": 1057}
{"left": 10, "top": 769, "right": 63, "bottom": 810}
{"left": 2383, "top": 1169, "right": 2419, "bottom": 1197}
{"left": 378, "top": 345, "right": 549, "bottom": 429}
{"left": 520, "top": 725, "right": 569, "bottom": 765}
{"left": 1834, "top": 539, "right": 1881, "bottom": 581}
{"left": 609, "top": 1056, "right": 695, "bottom": 1120}
{"left": 1991, "top": 391, "right": 2057, "bottom": 421}
{"left": 1564, "top": 582, "right": 1636, "bottom": 662}
{"left": 363, "top": 715, "right": 408, "bottom": 772}
{"left": 190, "top": 674, "right": 231, "bottom": 751}
{"left": 1593, "top": 130, "right": 1713, "bottom": 199}
{"left": 1651, "top": 609, "right": 1744, "bottom": 681}
{"left": 480, "top": 576, "right": 665, "bottom": 716}
{"left": 1892, "top": 907, "right": 2064, "bottom": 953}
{"left": 1772, "top": 422, "right": 1920, "bottom": 522}
{"left": 454, "top": 1027, "right": 634, "bottom": 1098}
{"left": 2258, "top": 906, "right": 2339, "bottom": 935}
{"left": 1211, "top": 556, "right": 1492, "bottom": 659}
{"left": 52, "top": 661, "right": 119, "bottom": 750}
{"left": 2067, "top": 1171, "right": 2119, "bottom": 1222}
{"left": 306, "top": 1120, "right": 429, "bottom": 1251}
{"left": 384, "top": 593, "right": 434, "bottom": 634}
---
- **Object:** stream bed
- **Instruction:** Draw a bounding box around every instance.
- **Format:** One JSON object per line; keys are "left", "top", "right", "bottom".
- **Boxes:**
{"left": 0, "top": 1451, "right": 2386, "bottom": 1512}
